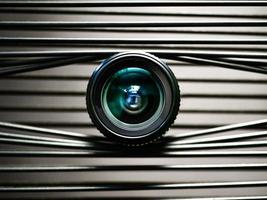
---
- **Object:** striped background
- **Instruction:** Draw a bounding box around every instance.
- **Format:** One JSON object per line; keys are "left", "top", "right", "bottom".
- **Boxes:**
{"left": 0, "top": 2, "right": 266, "bottom": 199}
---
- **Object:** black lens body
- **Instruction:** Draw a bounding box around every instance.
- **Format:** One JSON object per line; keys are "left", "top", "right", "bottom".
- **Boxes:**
{"left": 86, "top": 52, "right": 180, "bottom": 145}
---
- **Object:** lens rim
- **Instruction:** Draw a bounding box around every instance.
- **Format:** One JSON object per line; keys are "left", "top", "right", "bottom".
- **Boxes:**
{"left": 86, "top": 51, "right": 180, "bottom": 144}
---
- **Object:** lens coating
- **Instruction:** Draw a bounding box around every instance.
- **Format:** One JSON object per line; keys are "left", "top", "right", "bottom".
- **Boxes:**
{"left": 102, "top": 67, "right": 164, "bottom": 130}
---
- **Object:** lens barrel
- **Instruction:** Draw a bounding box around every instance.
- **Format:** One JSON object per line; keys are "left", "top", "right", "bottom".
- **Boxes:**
{"left": 86, "top": 52, "right": 180, "bottom": 145}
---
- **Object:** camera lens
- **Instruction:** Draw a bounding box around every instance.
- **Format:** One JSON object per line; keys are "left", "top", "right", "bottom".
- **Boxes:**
{"left": 86, "top": 52, "right": 180, "bottom": 145}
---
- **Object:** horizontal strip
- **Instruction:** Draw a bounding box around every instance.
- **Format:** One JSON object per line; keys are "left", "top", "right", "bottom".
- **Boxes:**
{"left": 171, "top": 119, "right": 267, "bottom": 139}
{"left": 1, "top": 135, "right": 267, "bottom": 150}
{"left": 0, "top": 180, "right": 266, "bottom": 192}
{"left": 175, "top": 56, "right": 267, "bottom": 75}
{"left": 0, "top": 8, "right": 267, "bottom": 20}
{"left": 2, "top": 62, "right": 265, "bottom": 81}
{"left": 0, "top": 121, "right": 87, "bottom": 139}
{"left": 1, "top": 37, "right": 267, "bottom": 45}
{"left": 2, "top": 76, "right": 267, "bottom": 84}
{"left": 0, "top": 150, "right": 266, "bottom": 157}
{"left": 1, "top": 196, "right": 267, "bottom": 200}
{"left": 0, "top": 1, "right": 266, "bottom": 7}
{"left": 0, "top": 131, "right": 88, "bottom": 144}
{"left": 1, "top": 107, "right": 266, "bottom": 114}
{"left": 0, "top": 136, "right": 96, "bottom": 149}
{"left": 1, "top": 21, "right": 267, "bottom": 28}
{"left": 0, "top": 56, "right": 99, "bottom": 76}
{"left": 0, "top": 163, "right": 266, "bottom": 172}
{"left": 0, "top": 50, "right": 265, "bottom": 59}
{"left": 0, "top": 79, "right": 265, "bottom": 93}
{"left": 168, "top": 140, "right": 267, "bottom": 150}
{"left": 15, "top": 123, "right": 266, "bottom": 130}
{"left": 49, "top": 27, "right": 267, "bottom": 36}
{"left": 172, "top": 119, "right": 267, "bottom": 138}
{"left": 170, "top": 130, "right": 267, "bottom": 144}
{"left": 0, "top": 92, "right": 265, "bottom": 98}
{"left": 0, "top": 112, "right": 265, "bottom": 127}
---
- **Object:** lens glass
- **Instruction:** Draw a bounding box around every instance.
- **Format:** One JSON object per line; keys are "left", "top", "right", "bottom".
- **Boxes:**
{"left": 102, "top": 67, "right": 164, "bottom": 130}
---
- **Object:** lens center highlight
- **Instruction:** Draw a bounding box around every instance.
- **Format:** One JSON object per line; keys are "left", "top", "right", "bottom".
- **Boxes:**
{"left": 124, "top": 85, "right": 143, "bottom": 111}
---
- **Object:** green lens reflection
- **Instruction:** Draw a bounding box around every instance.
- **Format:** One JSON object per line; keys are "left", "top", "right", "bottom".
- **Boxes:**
{"left": 102, "top": 67, "right": 164, "bottom": 130}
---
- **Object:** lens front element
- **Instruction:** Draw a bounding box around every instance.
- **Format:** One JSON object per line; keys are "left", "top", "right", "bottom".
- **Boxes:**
{"left": 102, "top": 67, "right": 164, "bottom": 130}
